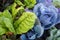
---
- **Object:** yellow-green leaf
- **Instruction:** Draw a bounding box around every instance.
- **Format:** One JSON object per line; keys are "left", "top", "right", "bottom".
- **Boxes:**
{"left": 3, "top": 18, "right": 15, "bottom": 34}
{"left": 3, "top": 10, "right": 12, "bottom": 22}
{"left": 14, "top": 12, "right": 37, "bottom": 34}
{"left": 0, "top": 25, "right": 6, "bottom": 35}
{"left": 24, "top": 0, "right": 36, "bottom": 8}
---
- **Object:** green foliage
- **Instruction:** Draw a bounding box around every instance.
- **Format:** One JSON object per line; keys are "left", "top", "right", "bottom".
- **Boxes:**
{"left": 0, "top": 10, "right": 15, "bottom": 35}
{"left": 15, "top": 0, "right": 24, "bottom": 6}
{"left": 0, "top": 0, "right": 37, "bottom": 40}
{"left": 3, "top": 18, "right": 15, "bottom": 33}
{"left": 0, "top": 6, "right": 37, "bottom": 35}
{"left": 24, "top": 0, "right": 36, "bottom": 8}
{"left": 2, "top": 10, "right": 13, "bottom": 22}
{"left": 14, "top": 0, "right": 36, "bottom": 8}
{"left": 0, "top": 25, "right": 6, "bottom": 35}
{"left": 14, "top": 12, "right": 37, "bottom": 34}
{"left": 8, "top": 3, "right": 24, "bottom": 19}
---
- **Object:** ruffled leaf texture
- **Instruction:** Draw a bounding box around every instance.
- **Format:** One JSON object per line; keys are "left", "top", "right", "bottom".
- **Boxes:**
{"left": 15, "top": 0, "right": 24, "bottom": 6}
{"left": 24, "top": 0, "right": 36, "bottom": 8}
{"left": 52, "top": 0, "right": 60, "bottom": 8}
{"left": 20, "top": 18, "right": 44, "bottom": 40}
{"left": 14, "top": 12, "right": 37, "bottom": 34}
{"left": 0, "top": 24, "right": 6, "bottom": 35}
{"left": 0, "top": 10, "right": 15, "bottom": 35}
{"left": 7, "top": 3, "right": 24, "bottom": 19}
{"left": 14, "top": 0, "right": 36, "bottom": 8}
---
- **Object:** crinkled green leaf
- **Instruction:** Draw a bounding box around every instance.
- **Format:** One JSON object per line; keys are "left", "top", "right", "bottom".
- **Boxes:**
{"left": 9, "top": 3, "right": 17, "bottom": 18}
{"left": 0, "top": 17, "right": 7, "bottom": 35}
{"left": 24, "top": 0, "right": 36, "bottom": 8}
{"left": 14, "top": 12, "right": 37, "bottom": 34}
{"left": 0, "top": 25, "right": 6, "bottom": 35}
{"left": 0, "top": 16, "right": 15, "bottom": 34}
{"left": 9, "top": 3, "right": 24, "bottom": 19}
{"left": 15, "top": 0, "right": 24, "bottom": 6}
{"left": 3, "top": 17, "right": 15, "bottom": 34}
{"left": 0, "top": 17, "right": 5, "bottom": 26}
{"left": 2, "top": 10, "right": 12, "bottom": 22}
{"left": 0, "top": 10, "right": 15, "bottom": 35}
